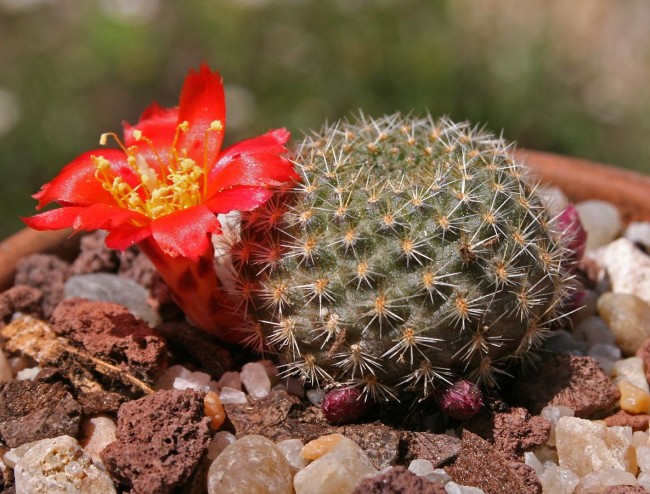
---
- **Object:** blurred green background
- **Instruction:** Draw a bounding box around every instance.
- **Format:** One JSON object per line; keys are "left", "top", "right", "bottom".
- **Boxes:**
{"left": 1, "top": 0, "right": 649, "bottom": 239}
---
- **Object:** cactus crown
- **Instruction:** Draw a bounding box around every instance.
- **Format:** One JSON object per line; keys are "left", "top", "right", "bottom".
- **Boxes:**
{"left": 223, "top": 113, "right": 574, "bottom": 401}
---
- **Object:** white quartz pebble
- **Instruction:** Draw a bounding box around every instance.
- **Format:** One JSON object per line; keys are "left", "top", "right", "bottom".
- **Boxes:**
{"left": 307, "top": 388, "right": 327, "bottom": 406}
{"left": 555, "top": 417, "right": 635, "bottom": 477}
{"left": 613, "top": 357, "right": 649, "bottom": 393}
{"left": 240, "top": 362, "right": 272, "bottom": 399}
{"left": 155, "top": 364, "right": 213, "bottom": 392}
{"left": 293, "top": 437, "right": 378, "bottom": 494}
{"left": 637, "top": 445, "right": 650, "bottom": 473}
{"left": 14, "top": 435, "right": 116, "bottom": 493}
{"left": 217, "top": 371, "right": 241, "bottom": 390}
{"left": 444, "top": 482, "right": 486, "bottom": 494}
{"left": 593, "top": 239, "right": 650, "bottom": 306}
{"left": 540, "top": 406, "right": 575, "bottom": 447}
{"left": 575, "top": 200, "right": 622, "bottom": 251}
{"left": 219, "top": 386, "right": 248, "bottom": 404}
{"left": 207, "top": 435, "right": 292, "bottom": 494}
{"left": 624, "top": 221, "right": 650, "bottom": 251}
{"left": 539, "top": 464, "right": 579, "bottom": 494}
{"left": 80, "top": 415, "right": 117, "bottom": 466}
{"left": 524, "top": 452, "right": 544, "bottom": 477}
{"left": 275, "top": 439, "right": 307, "bottom": 472}
{"left": 408, "top": 458, "right": 435, "bottom": 477}
{"left": 638, "top": 472, "right": 650, "bottom": 490}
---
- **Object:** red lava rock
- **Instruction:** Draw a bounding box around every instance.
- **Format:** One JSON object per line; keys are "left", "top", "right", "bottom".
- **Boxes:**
{"left": 508, "top": 354, "right": 620, "bottom": 418}
{"left": 322, "top": 387, "right": 374, "bottom": 424}
{"left": 445, "top": 430, "right": 541, "bottom": 494}
{"left": 0, "top": 285, "right": 42, "bottom": 324}
{"left": 601, "top": 487, "right": 650, "bottom": 494}
{"left": 77, "top": 391, "right": 127, "bottom": 416}
{"left": 0, "top": 379, "right": 81, "bottom": 448}
{"left": 14, "top": 253, "right": 69, "bottom": 317}
{"left": 51, "top": 298, "right": 168, "bottom": 383}
{"left": 70, "top": 231, "right": 121, "bottom": 275}
{"left": 156, "top": 321, "right": 235, "bottom": 379}
{"left": 100, "top": 389, "right": 211, "bottom": 494}
{"left": 463, "top": 401, "right": 550, "bottom": 461}
{"left": 435, "top": 380, "right": 484, "bottom": 420}
{"left": 353, "top": 465, "right": 446, "bottom": 494}
{"left": 403, "top": 432, "right": 461, "bottom": 467}
{"left": 636, "top": 339, "right": 650, "bottom": 385}
{"left": 604, "top": 410, "right": 650, "bottom": 432}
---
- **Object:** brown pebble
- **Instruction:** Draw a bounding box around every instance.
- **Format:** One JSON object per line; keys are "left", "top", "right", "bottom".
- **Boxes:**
{"left": 403, "top": 432, "right": 461, "bottom": 468}
{"left": 508, "top": 354, "right": 620, "bottom": 418}
{"left": 0, "top": 285, "right": 42, "bottom": 325}
{"left": 445, "top": 430, "right": 541, "bottom": 494}
{"left": 70, "top": 231, "right": 121, "bottom": 275}
{"left": 100, "top": 389, "right": 211, "bottom": 494}
{"left": 77, "top": 391, "right": 127, "bottom": 416}
{"left": 463, "top": 401, "right": 550, "bottom": 461}
{"left": 51, "top": 298, "right": 168, "bottom": 383}
{"left": 601, "top": 486, "right": 650, "bottom": 494}
{"left": 0, "top": 379, "right": 81, "bottom": 448}
{"left": 14, "top": 253, "right": 69, "bottom": 317}
{"left": 353, "top": 465, "right": 446, "bottom": 494}
{"left": 604, "top": 409, "right": 650, "bottom": 432}
{"left": 156, "top": 321, "right": 235, "bottom": 379}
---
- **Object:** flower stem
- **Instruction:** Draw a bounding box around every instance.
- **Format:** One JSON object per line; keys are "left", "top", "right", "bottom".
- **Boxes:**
{"left": 137, "top": 237, "right": 244, "bottom": 343}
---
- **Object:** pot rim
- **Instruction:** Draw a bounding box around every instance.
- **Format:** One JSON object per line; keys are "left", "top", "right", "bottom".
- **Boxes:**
{"left": 1, "top": 151, "right": 649, "bottom": 291}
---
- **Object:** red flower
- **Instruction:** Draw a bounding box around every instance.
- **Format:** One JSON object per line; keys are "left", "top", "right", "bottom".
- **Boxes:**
{"left": 24, "top": 64, "right": 297, "bottom": 261}
{"left": 23, "top": 65, "right": 298, "bottom": 340}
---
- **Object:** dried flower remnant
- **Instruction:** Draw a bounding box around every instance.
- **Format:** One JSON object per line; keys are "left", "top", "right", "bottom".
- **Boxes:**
{"left": 24, "top": 65, "right": 298, "bottom": 341}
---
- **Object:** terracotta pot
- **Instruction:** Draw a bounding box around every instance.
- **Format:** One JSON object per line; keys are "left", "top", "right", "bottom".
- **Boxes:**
{"left": 1, "top": 151, "right": 649, "bottom": 292}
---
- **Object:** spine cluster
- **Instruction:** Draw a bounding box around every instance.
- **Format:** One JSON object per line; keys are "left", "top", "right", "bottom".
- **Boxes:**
{"left": 221, "top": 113, "right": 574, "bottom": 401}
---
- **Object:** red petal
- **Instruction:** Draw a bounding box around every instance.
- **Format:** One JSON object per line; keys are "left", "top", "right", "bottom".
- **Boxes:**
{"left": 22, "top": 207, "right": 87, "bottom": 231}
{"left": 149, "top": 205, "right": 221, "bottom": 260}
{"left": 207, "top": 154, "right": 298, "bottom": 197}
{"left": 72, "top": 203, "right": 147, "bottom": 231}
{"left": 222, "top": 128, "right": 290, "bottom": 156}
{"left": 105, "top": 223, "right": 152, "bottom": 251}
{"left": 218, "top": 128, "right": 290, "bottom": 165}
{"left": 122, "top": 103, "right": 179, "bottom": 161}
{"left": 176, "top": 65, "right": 226, "bottom": 169}
{"left": 204, "top": 187, "right": 274, "bottom": 213}
{"left": 33, "top": 149, "right": 129, "bottom": 209}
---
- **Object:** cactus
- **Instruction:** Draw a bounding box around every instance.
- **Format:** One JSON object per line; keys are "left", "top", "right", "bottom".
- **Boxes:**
{"left": 221, "top": 113, "right": 574, "bottom": 401}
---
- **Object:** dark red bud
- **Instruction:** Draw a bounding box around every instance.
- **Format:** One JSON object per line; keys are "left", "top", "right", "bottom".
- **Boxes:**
{"left": 436, "top": 380, "right": 484, "bottom": 420}
{"left": 322, "top": 387, "right": 373, "bottom": 424}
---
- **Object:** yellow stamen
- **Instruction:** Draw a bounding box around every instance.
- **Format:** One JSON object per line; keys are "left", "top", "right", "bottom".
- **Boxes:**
{"left": 93, "top": 119, "right": 224, "bottom": 220}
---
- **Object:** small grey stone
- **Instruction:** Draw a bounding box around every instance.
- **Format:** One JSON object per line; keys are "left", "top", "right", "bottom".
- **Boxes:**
{"left": 64, "top": 273, "right": 160, "bottom": 326}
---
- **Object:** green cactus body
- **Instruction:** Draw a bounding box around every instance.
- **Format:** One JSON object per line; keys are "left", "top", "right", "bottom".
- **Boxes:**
{"left": 223, "top": 113, "right": 573, "bottom": 400}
